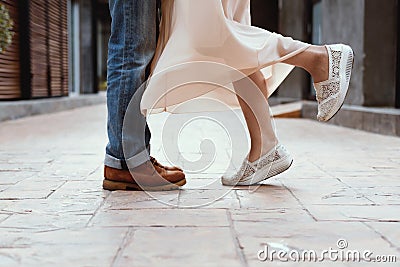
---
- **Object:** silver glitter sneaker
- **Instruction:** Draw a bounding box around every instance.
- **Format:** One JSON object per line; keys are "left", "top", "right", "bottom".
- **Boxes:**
{"left": 221, "top": 144, "right": 293, "bottom": 186}
{"left": 314, "top": 44, "right": 354, "bottom": 122}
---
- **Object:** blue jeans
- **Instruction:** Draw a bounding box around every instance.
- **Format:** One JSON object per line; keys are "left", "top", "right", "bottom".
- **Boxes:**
{"left": 105, "top": 0, "right": 158, "bottom": 169}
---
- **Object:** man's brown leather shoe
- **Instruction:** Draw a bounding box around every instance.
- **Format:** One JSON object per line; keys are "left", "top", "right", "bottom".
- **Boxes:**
{"left": 103, "top": 161, "right": 186, "bottom": 191}
{"left": 150, "top": 156, "right": 183, "bottom": 172}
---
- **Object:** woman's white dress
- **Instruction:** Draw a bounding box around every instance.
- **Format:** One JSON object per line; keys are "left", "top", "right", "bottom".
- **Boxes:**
{"left": 140, "top": 0, "right": 310, "bottom": 114}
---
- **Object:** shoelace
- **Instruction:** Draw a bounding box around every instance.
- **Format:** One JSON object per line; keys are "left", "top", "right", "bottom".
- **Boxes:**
{"left": 150, "top": 157, "right": 161, "bottom": 166}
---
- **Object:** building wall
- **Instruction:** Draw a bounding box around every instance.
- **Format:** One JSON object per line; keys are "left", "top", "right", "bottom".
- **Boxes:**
{"left": 321, "top": 0, "right": 398, "bottom": 107}
{"left": 321, "top": 0, "right": 365, "bottom": 106}
{"left": 278, "top": 0, "right": 399, "bottom": 108}
{"left": 79, "top": 0, "right": 97, "bottom": 94}
{"left": 95, "top": 1, "right": 111, "bottom": 90}
{"left": 251, "top": 0, "right": 309, "bottom": 100}
{"left": 363, "top": 0, "right": 397, "bottom": 107}
{"left": 277, "top": 0, "right": 310, "bottom": 100}
{"left": 251, "top": 0, "right": 279, "bottom": 32}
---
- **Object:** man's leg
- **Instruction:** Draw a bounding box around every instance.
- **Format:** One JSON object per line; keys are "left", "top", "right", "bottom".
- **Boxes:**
{"left": 104, "top": 0, "right": 185, "bottom": 191}
{"left": 105, "top": 0, "right": 156, "bottom": 169}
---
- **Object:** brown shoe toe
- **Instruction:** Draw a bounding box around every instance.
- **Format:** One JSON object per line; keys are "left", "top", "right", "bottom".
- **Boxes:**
{"left": 152, "top": 164, "right": 186, "bottom": 185}
{"left": 103, "top": 163, "right": 185, "bottom": 191}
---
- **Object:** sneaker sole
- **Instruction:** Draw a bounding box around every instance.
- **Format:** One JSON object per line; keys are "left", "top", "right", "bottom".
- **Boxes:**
{"left": 236, "top": 156, "right": 293, "bottom": 186}
{"left": 322, "top": 45, "right": 355, "bottom": 122}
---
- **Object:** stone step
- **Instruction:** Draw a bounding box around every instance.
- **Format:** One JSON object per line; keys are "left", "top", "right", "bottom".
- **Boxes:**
{"left": 271, "top": 101, "right": 302, "bottom": 118}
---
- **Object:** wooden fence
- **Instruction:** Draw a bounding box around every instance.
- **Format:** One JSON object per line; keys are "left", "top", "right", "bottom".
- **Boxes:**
{"left": 0, "top": 0, "right": 68, "bottom": 100}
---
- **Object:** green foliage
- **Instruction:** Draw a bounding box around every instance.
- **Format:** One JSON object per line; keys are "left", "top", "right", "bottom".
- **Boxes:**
{"left": 0, "top": 3, "right": 14, "bottom": 53}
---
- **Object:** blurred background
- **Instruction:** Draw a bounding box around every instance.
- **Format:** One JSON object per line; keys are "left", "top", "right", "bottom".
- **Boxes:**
{"left": 0, "top": 0, "right": 399, "bottom": 135}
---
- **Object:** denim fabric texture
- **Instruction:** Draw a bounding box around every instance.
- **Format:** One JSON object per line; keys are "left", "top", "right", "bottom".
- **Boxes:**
{"left": 105, "top": 0, "right": 158, "bottom": 170}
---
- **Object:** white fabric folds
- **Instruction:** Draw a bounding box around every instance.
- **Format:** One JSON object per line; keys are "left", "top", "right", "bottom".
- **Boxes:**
{"left": 141, "top": 0, "right": 310, "bottom": 114}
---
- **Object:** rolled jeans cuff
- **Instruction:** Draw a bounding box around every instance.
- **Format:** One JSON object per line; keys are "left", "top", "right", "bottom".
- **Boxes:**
{"left": 104, "top": 148, "right": 150, "bottom": 170}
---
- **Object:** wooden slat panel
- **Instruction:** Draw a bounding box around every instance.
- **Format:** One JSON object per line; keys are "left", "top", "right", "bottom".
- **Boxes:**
{"left": 30, "top": 0, "right": 68, "bottom": 98}
{"left": 0, "top": 0, "right": 69, "bottom": 100}
{"left": 50, "top": 0, "right": 68, "bottom": 96}
{"left": 0, "top": 0, "right": 21, "bottom": 99}
{"left": 30, "top": 0, "right": 48, "bottom": 98}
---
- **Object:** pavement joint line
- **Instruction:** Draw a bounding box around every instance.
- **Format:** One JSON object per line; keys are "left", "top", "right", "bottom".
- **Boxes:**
{"left": 0, "top": 186, "right": 10, "bottom": 192}
{"left": 177, "top": 188, "right": 183, "bottom": 207}
{"left": 362, "top": 222, "right": 400, "bottom": 253}
{"left": 280, "top": 179, "right": 318, "bottom": 222}
{"left": 234, "top": 190, "right": 243, "bottom": 209}
{"left": 31, "top": 228, "right": 66, "bottom": 234}
{"left": 347, "top": 186, "right": 378, "bottom": 205}
{"left": 307, "top": 219, "right": 400, "bottom": 222}
{"left": 0, "top": 197, "right": 49, "bottom": 201}
{"left": 226, "top": 210, "right": 248, "bottom": 267}
{"left": 88, "top": 226, "right": 232, "bottom": 229}
{"left": 44, "top": 180, "right": 68, "bottom": 199}
{"left": 299, "top": 203, "right": 378, "bottom": 206}
{"left": 0, "top": 214, "right": 12, "bottom": 224}
{"left": 85, "top": 190, "right": 112, "bottom": 227}
{"left": 111, "top": 226, "right": 135, "bottom": 267}
{"left": 85, "top": 164, "right": 102, "bottom": 179}
{"left": 0, "top": 170, "right": 31, "bottom": 173}
{"left": 309, "top": 161, "right": 341, "bottom": 179}
{"left": 320, "top": 189, "right": 376, "bottom": 205}
{"left": 103, "top": 207, "right": 231, "bottom": 211}
{"left": 0, "top": 226, "right": 63, "bottom": 231}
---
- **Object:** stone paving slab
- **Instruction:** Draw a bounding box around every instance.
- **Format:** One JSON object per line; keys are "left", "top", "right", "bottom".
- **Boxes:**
{"left": 114, "top": 227, "right": 242, "bottom": 267}
{"left": 0, "top": 227, "right": 126, "bottom": 267}
{"left": 281, "top": 178, "right": 376, "bottom": 205}
{"left": 0, "top": 178, "right": 66, "bottom": 200}
{"left": 0, "top": 105, "right": 399, "bottom": 266}
{"left": 305, "top": 204, "right": 400, "bottom": 222}
{"left": 90, "top": 208, "right": 231, "bottom": 227}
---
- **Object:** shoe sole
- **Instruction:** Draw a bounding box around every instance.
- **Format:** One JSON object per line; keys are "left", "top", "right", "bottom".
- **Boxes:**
{"left": 103, "top": 178, "right": 186, "bottom": 191}
{"left": 236, "top": 156, "right": 294, "bottom": 186}
{"left": 322, "top": 45, "right": 355, "bottom": 122}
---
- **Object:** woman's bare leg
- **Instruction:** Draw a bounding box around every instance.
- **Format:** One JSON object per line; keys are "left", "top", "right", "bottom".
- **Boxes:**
{"left": 283, "top": 45, "right": 329, "bottom": 83}
{"left": 235, "top": 71, "right": 278, "bottom": 162}
{"left": 239, "top": 45, "right": 329, "bottom": 162}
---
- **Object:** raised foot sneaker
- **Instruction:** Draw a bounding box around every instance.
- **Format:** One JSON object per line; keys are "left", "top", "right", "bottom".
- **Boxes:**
{"left": 221, "top": 144, "right": 293, "bottom": 186}
{"left": 314, "top": 44, "right": 354, "bottom": 122}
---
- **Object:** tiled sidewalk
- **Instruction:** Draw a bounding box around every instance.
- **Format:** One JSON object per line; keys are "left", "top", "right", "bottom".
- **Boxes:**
{"left": 0, "top": 105, "right": 399, "bottom": 267}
